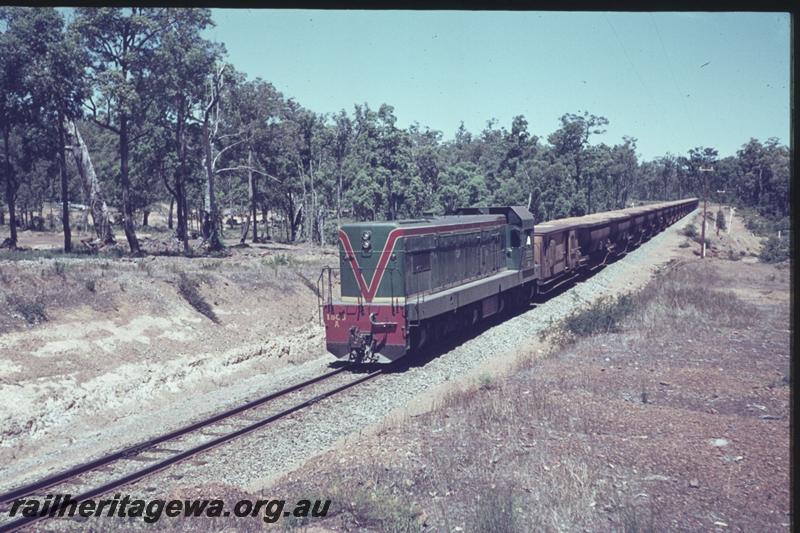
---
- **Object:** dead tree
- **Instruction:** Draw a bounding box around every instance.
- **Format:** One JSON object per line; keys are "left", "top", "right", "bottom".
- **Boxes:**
{"left": 199, "top": 64, "right": 227, "bottom": 251}
{"left": 64, "top": 119, "right": 115, "bottom": 245}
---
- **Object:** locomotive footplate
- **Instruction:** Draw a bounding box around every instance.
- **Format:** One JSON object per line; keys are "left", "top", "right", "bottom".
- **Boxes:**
{"left": 324, "top": 303, "right": 408, "bottom": 363}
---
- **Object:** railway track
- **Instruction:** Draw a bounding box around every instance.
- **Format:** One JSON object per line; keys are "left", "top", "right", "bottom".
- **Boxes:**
{"left": 0, "top": 365, "right": 384, "bottom": 532}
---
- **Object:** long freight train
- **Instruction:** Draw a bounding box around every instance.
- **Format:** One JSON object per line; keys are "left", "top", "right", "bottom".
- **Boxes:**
{"left": 318, "top": 198, "right": 698, "bottom": 363}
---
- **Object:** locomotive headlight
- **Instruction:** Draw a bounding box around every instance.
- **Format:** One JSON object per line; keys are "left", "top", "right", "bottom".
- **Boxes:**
{"left": 361, "top": 231, "right": 371, "bottom": 250}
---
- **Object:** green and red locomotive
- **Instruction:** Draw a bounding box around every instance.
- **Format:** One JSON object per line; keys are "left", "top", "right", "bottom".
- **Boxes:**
{"left": 319, "top": 198, "right": 697, "bottom": 363}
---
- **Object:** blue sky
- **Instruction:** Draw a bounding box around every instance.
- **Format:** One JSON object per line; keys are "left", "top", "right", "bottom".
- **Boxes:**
{"left": 207, "top": 10, "right": 789, "bottom": 160}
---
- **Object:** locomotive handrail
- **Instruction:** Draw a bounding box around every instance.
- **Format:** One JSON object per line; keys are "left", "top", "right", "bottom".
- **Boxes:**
{"left": 369, "top": 312, "right": 397, "bottom": 328}
{"left": 316, "top": 267, "right": 339, "bottom": 322}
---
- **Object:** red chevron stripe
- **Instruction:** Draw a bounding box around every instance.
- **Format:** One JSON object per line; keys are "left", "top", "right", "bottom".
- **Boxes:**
{"left": 338, "top": 218, "right": 504, "bottom": 303}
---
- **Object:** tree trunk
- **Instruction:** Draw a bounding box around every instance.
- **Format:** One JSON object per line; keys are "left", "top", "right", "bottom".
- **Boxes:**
{"left": 239, "top": 215, "right": 250, "bottom": 244}
{"left": 309, "top": 160, "right": 322, "bottom": 246}
{"left": 201, "top": 117, "right": 223, "bottom": 251}
{"left": 291, "top": 203, "right": 302, "bottom": 243}
{"left": 318, "top": 208, "right": 325, "bottom": 247}
{"left": 586, "top": 179, "right": 593, "bottom": 214}
{"left": 119, "top": 114, "right": 141, "bottom": 254}
{"left": 336, "top": 165, "right": 342, "bottom": 228}
{"left": 261, "top": 203, "right": 270, "bottom": 240}
{"left": 248, "top": 148, "right": 258, "bottom": 243}
{"left": 65, "top": 119, "right": 115, "bottom": 244}
{"left": 286, "top": 193, "right": 296, "bottom": 242}
{"left": 81, "top": 209, "right": 89, "bottom": 236}
{"left": 300, "top": 169, "right": 309, "bottom": 242}
{"left": 168, "top": 197, "right": 174, "bottom": 229}
{"left": 172, "top": 95, "right": 190, "bottom": 255}
{"left": 756, "top": 167, "right": 763, "bottom": 206}
{"left": 177, "top": 177, "right": 189, "bottom": 252}
{"left": 142, "top": 209, "right": 149, "bottom": 226}
{"left": 2, "top": 127, "right": 18, "bottom": 249}
{"left": 58, "top": 111, "right": 72, "bottom": 252}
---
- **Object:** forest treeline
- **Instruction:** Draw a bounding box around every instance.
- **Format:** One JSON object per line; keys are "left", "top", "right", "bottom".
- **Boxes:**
{"left": 0, "top": 8, "right": 791, "bottom": 255}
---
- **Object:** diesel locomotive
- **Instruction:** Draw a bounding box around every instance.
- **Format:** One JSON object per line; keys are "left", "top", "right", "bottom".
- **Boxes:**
{"left": 318, "top": 198, "right": 698, "bottom": 363}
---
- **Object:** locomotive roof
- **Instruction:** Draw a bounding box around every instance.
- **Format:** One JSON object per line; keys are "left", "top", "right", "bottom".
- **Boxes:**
{"left": 340, "top": 213, "right": 506, "bottom": 232}
{"left": 453, "top": 206, "right": 535, "bottom": 231}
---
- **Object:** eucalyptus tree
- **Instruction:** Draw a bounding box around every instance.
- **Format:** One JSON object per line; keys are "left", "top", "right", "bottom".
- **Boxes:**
{"left": 197, "top": 62, "right": 233, "bottom": 251}
{"left": 374, "top": 104, "right": 414, "bottom": 221}
{"left": 682, "top": 146, "right": 719, "bottom": 197}
{"left": 154, "top": 8, "right": 221, "bottom": 253}
{"left": 32, "top": 10, "right": 88, "bottom": 251}
{"left": 758, "top": 139, "right": 789, "bottom": 219}
{"left": 73, "top": 7, "right": 178, "bottom": 254}
{"left": 735, "top": 138, "right": 789, "bottom": 218}
{"left": 608, "top": 136, "right": 638, "bottom": 208}
{"left": 437, "top": 162, "right": 487, "bottom": 213}
{"left": 64, "top": 119, "right": 116, "bottom": 244}
{"left": 279, "top": 101, "right": 322, "bottom": 242}
{"left": 345, "top": 103, "right": 383, "bottom": 221}
{"left": 633, "top": 159, "right": 660, "bottom": 202}
{"left": 268, "top": 112, "right": 308, "bottom": 241}
{"left": 656, "top": 154, "right": 678, "bottom": 200}
{"left": 226, "top": 78, "right": 285, "bottom": 243}
{"left": 0, "top": 7, "right": 27, "bottom": 248}
{"left": 548, "top": 111, "right": 609, "bottom": 215}
{"left": 0, "top": 8, "right": 85, "bottom": 250}
{"left": 330, "top": 110, "right": 353, "bottom": 225}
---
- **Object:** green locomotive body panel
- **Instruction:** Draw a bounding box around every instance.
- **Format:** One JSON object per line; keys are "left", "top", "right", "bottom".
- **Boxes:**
{"left": 337, "top": 214, "right": 508, "bottom": 302}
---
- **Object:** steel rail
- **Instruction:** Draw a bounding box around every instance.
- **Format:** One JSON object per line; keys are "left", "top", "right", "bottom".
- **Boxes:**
{"left": 0, "top": 365, "right": 351, "bottom": 507}
{"left": 0, "top": 368, "right": 383, "bottom": 532}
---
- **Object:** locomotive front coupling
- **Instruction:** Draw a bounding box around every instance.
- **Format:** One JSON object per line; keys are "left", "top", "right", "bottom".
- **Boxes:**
{"left": 348, "top": 326, "right": 376, "bottom": 362}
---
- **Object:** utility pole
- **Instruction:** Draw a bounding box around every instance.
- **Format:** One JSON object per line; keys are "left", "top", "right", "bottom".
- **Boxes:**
{"left": 699, "top": 166, "right": 714, "bottom": 258}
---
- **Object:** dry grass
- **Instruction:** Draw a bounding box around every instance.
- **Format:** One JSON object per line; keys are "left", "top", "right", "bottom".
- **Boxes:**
{"left": 545, "top": 261, "right": 757, "bottom": 347}
{"left": 326, "top": 484, "right": 421, "bottom": 532}
{"left": 5, "top": 293, "right": 48, "bottom": 325}
{"left": 633, "top": 261, "right": 757, "bottom": 334}
{"left": 272, "top": 257, "right": 787, "bottom": 531}
{"left": 422, "top": 380, "right": 610, "bottom": 531}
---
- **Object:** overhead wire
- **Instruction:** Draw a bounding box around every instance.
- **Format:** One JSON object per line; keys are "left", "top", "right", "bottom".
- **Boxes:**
{"left": 648, "top": 13, "right": 699, "bottom": 149}
{"left": 603, "top": 13, "right": 679, "bottom": 157}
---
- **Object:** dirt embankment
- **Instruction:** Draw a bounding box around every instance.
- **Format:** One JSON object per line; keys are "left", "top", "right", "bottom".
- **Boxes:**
{"left": 0, "top": 242, "right": 336, "bottom": 484}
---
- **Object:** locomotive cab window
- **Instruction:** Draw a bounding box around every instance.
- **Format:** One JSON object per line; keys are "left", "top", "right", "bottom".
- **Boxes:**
{"left": 510, "top": 228, "right": 522, "bottom": 248}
